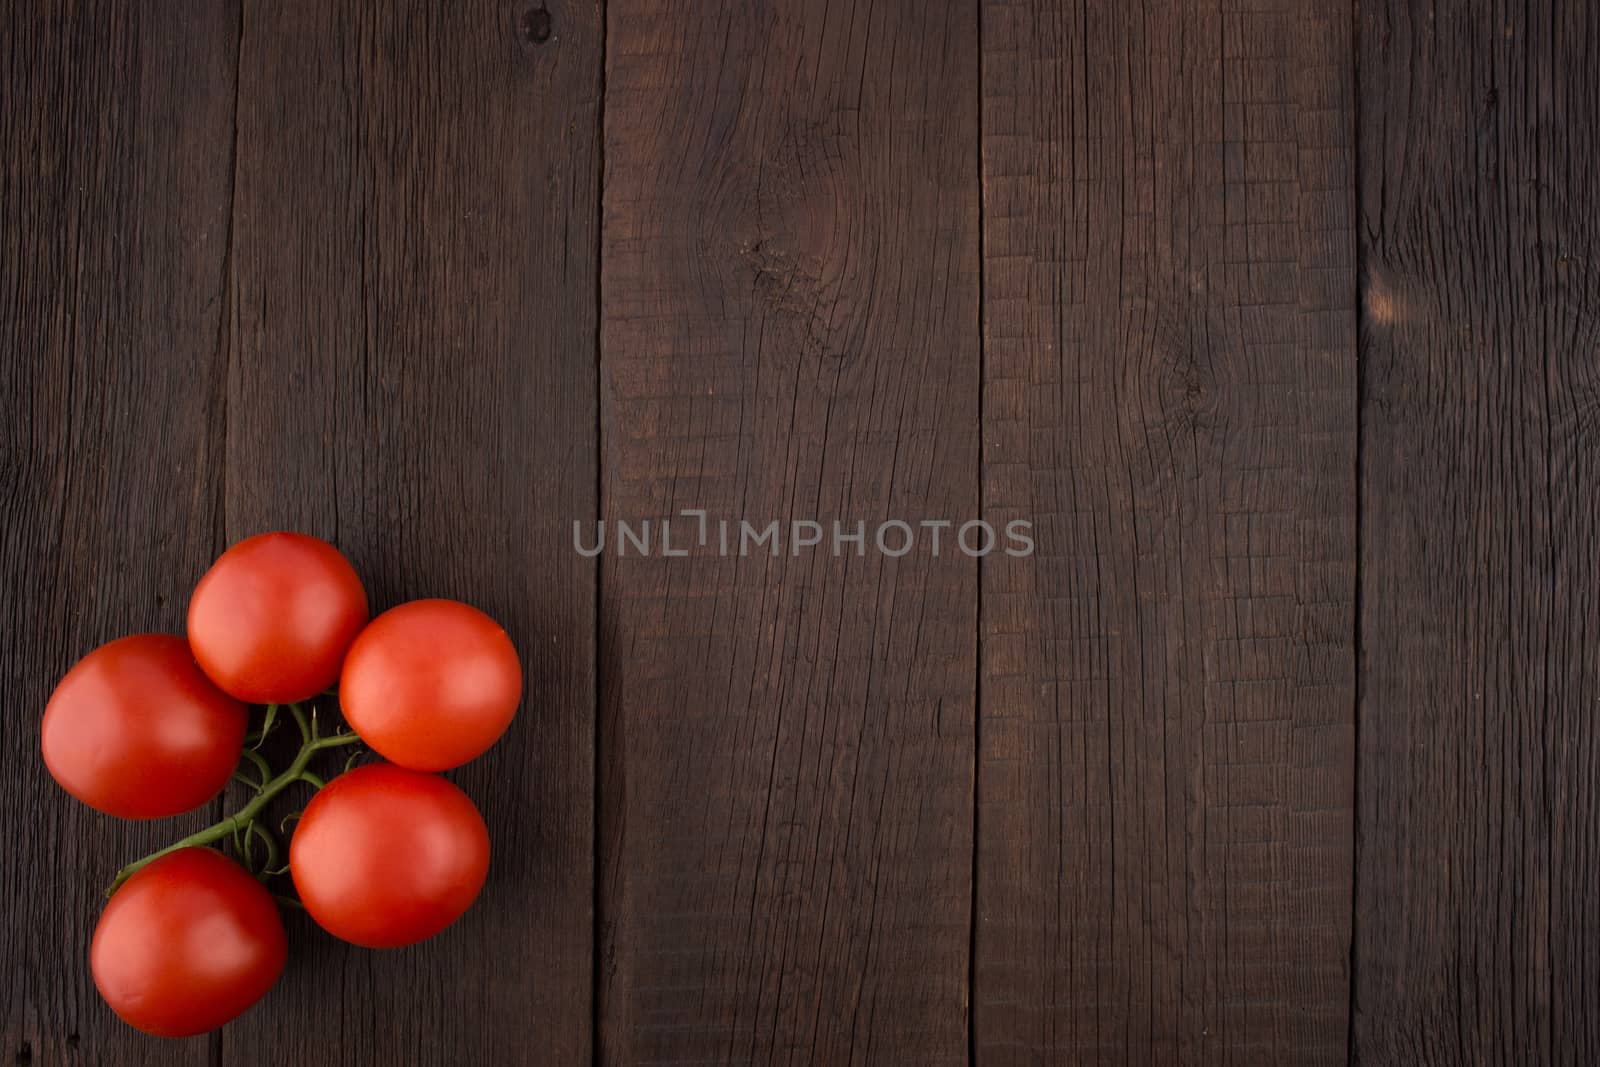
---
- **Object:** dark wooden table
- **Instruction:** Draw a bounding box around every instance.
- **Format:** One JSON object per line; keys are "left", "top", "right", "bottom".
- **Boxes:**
{"left": 5, "top": 1, "right": 1597, "bottom": 1064}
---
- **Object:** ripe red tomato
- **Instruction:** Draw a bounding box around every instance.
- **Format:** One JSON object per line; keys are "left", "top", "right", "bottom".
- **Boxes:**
{"left": 289, "top": 763, "right": 489, "bottom": 948}
{"left": 339, "top": 599, "right": 521, "bottom": 770}
{"left": 92, "top": 848, "right": 286, "bottom": 1036}
{"left": 42, "top": 635, "right": 247, "bottom": 818}
{"left": 187, "top": 532, "right": 369, "bottom": 703}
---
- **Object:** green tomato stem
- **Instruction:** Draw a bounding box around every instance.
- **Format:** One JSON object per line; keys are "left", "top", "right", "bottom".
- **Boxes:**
{"left": 247, "top": 819, "right": 280, "bottom": 879}
{"left": 238, "top": 748, "right": 273, "bottom": 791}
{"left": 287, "top": 702, "right": 312, "bottom": 746}
{"left": 104, "top": 716, "right": 358, "bottom": 898}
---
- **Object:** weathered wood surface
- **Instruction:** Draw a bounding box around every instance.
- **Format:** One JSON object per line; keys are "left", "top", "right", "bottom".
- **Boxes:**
{"left": 4, "top": 1, "right": 601, "bottom": 1065}
{"left": 597, "top": 1, "right": 981, "bottom": 1063}
{"left": 8, "top": 0, "right": 1600, "bottom": 1063}
{"left": 218, "top": 2, "right": 601, "bottom": 1065}
{"left": 1353, "top": 2, "right": 1600, "bottom": 1063}
{"left": 976, "top": 0, "right": 1358, "bottom": 1062}
{"left": 3, "top": 3, "right": 239, "bottom": 1064}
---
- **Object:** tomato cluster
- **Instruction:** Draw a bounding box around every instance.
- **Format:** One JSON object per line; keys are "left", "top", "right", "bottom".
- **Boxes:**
{"left": 41, "top": 532, "right": 523, "bottom": 1038}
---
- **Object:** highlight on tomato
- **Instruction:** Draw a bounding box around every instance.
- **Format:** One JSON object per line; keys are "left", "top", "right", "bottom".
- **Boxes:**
{"left": 187, "top": 531, "right": 369, "bottom": 703}
{"left": 42, "top": 634, "right": 247, "bottom": 819}
{"left": 339, "top": 598, "right": 522, "bottom": 771}
{"left": 92, "top": 847, "right": 287, "bottom": 1037}
{"left": 289, "top": 763, "right": 490, "bottom": 948}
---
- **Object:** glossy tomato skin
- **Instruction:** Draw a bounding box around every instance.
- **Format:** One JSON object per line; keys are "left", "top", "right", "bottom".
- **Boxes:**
{"left": 187, "top": 531, "right": 368, "bottom": 703}
{"left": 290, "top": 763, "right": 489, "bottom": 948}
{"left": 339, "top": 599, "right": 521, "bottom": 770}
{"left": 42, "top": 635, "right": 247, "bottom": 818}
{"left": 92, "top": 848, "right": 286, "bottom": 1037}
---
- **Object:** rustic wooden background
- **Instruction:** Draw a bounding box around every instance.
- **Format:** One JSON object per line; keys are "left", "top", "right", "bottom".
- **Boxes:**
{"left": 4, "top": 1, "right": 1597, "bottom": 1064}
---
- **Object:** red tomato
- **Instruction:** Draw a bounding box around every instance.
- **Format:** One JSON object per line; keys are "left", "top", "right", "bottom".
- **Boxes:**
{"left": 289, "top": 763, "right": 489, "bottom": 948}
{"left": 187, "top": 532, "right": 369, "bottom": 703}
{"left": 42, "top": 635, "right": 247, "bottom": 819}
{"left": 339, "top": 599, "right": 521, "bottom": 770}
{"left": 92, "top": 848, "right": 286, "bottom": 1036}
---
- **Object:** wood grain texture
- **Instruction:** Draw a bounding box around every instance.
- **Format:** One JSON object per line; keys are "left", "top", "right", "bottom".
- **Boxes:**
{"left": 15, "top": 0, "right": 1600, "bottom": 1060}
{"left": 219, "top": 1, "right": 600, "bottom": 1064}
{"left": 1, "top": 4, "right": 238, "bottom": 1065}
{"left": 1353, "top": 1, "right": 1600, "bottom": 1063}
{"left": 597, "top": 1, "right": 980, "bottom": 1063}
{"left": 977, "top": 1, "right": 1358, "bottom": 1062}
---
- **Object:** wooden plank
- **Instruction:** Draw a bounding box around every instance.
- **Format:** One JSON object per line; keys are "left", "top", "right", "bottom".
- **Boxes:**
{"left": 220, "top": 2, "right": 600, "bottom": 1064}
{"left": 1, "top": 2, "right": 239, "bottom": 1064}
{"left": 977, "top": 1, "right": 1358, "bottom": 1062}
{"left": 1353, "top": 2, "right": 1600, "bottom": 1062}
{"left": 597, "top": 2, "right": 980, "bottom": 1062}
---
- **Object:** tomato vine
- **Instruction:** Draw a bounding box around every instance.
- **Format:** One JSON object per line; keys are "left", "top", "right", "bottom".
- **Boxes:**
{"left": 104, "top": 700, "right": 360, "bottom": 898}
